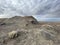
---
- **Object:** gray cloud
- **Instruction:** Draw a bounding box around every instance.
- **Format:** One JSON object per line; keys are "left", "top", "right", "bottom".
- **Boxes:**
{"left": 0, "top": 0, "right": 60, "bottom": 21}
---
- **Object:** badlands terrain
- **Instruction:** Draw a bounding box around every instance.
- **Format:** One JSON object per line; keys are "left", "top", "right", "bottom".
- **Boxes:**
{"left": 0, "top": 16, "right": 60, "bottom": 45}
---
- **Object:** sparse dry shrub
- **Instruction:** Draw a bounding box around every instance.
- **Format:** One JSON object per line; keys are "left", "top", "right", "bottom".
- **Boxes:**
{"left": 8, "top": 31, "right": 19, "bottom": 39}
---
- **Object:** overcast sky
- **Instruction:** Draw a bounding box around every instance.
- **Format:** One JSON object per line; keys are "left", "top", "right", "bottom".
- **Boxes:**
{"left": 0, "top": 0, "right": 60, "bottom": 21}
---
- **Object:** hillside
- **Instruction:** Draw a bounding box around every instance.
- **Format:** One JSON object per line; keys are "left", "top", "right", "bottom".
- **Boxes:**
{"left": 0, "top": 16, "right": 60, "bottom": 45}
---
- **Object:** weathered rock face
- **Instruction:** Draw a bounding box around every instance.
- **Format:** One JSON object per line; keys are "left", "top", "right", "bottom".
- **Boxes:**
{"left": 40, "top": 25, "right": 57, "bottom": 40}
{"left": 24, "top": 16, "right": 38, "bottom": 24}
{"left": 0, "top": 16, "right": 39, "bottom": 27}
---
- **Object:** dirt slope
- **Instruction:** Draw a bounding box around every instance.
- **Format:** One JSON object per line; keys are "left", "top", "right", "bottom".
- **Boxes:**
{"left": 0, "top": 16, "right": 60, "bottom": 45}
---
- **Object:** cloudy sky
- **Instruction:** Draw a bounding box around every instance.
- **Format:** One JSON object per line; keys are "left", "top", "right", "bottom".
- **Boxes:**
{"left": 0, "top": 0, "right": 60, "bottom": 21}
